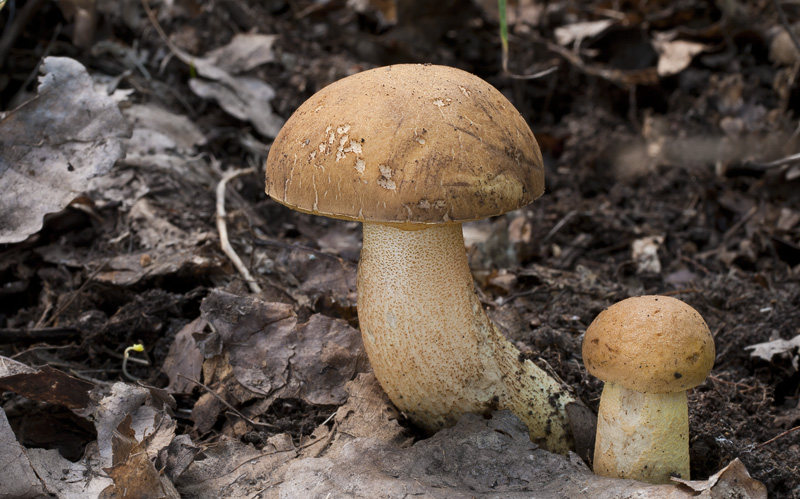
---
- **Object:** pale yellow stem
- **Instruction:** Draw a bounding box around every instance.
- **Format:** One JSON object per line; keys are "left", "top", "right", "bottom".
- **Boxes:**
{"left": 594, "top": 382, "right": 690, "bottom": 483}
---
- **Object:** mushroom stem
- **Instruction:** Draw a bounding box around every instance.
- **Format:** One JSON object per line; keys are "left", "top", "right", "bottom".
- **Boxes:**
{"left": 594, "top": 382, "right": 689, "bottom": 483}
{"left": 357, "top": 222, "right": 574, "bottom": 454}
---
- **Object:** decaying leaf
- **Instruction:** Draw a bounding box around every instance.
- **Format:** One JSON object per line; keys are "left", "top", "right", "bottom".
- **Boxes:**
{"left": 149, "top": 23, "right": 284, "bottom": 138}
{"left": 162, "top": 317, "right": 206, "bottom": 395}
{"left": 189, "top": 76, "right": 283, "bottom": 138}
{"left": 173, "top": 437, "right": 297, "bottom": 499}
{"left": 0, "top": 364, "right": 95, "bottom": 410}
{"left": 100, "top": 414, "right": 180, "bottom": 499}
{"left": 0, "top": 57, "right": 131, "bottom": 244}
{"left": 199, "top": 290, "right": 368, "bottom": 405}
{"left": 26, "top": 447, "right": 112, "bottom": 498}
{"left": 673, "top": 459, "right": 768, "bottom": 498}
{"left": 124, "top": 103, "right": 207, "bottom": 155}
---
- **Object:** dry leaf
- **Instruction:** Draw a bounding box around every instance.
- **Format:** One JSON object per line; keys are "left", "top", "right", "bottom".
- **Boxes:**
{"left": 100, "top": 414, "right": 180, "bottom": 499}
{"left": 654, "top": 38, "right": 710, "bottom": 77}
{"left": 0, "top": 364, "right": 95, "bottom": 410}
{"left": 0, "top": 57, "right": 131, "bottom": 244}
{"left": 124, "top": 103, "right": 207, "bottom": 155}
{"left": 554, "top": 19, "right": 615, "bottom": 46}
{"left": 673, "top": 458, "right": 768, "bottom": 498}
{"left": 162, "top": 317, "right": 206, "bottom": 394}
{"left": 200, "top": 290, "right": 368, "bottom": 405}
{"left": 204, "top": 33, "right": 278, "bottom": 74}
{"left": 0, "top": 408, "right": 47, "bottom": 498}
{"left": 632, "top": 235, "right": 665, "bottom": 274}
{"left": 189, "top": 75, "right": 283, "bottom": 137}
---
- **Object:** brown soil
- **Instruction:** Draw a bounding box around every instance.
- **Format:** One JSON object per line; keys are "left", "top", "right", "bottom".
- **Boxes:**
{"left": 1, "top": 0, "right": 799, "bottom": 495}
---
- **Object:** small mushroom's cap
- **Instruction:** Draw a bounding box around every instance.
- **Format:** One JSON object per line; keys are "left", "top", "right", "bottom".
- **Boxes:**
{"left": 582, "top": 295, "right": 715, "bottom": 393}
{"left": 265, "top": 64, "right": 544, "bottom": 226}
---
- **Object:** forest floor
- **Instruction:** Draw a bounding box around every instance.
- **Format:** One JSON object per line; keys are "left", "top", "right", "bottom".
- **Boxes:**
{"left": 1, "top": 0, "right": 799, "bottom": 496}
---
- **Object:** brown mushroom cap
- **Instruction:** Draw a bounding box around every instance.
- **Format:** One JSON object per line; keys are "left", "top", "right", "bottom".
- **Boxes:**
{"left": 583, "top": 295, "right": 715, "bottom": 393}
{"left": 265, "top": 64, "right": 544, "bottom": 226}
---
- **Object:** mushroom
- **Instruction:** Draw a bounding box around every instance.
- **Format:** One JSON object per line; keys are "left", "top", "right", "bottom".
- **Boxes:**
{"left": 582, "top": 295, "right": 715, "bottom": 483}
{"left": 265, "top": 64, "right": 575, "bottom": 453}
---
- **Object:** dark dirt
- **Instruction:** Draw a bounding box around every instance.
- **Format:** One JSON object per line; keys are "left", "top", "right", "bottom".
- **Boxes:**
{"left": 2, "top": 0, "right": 800, "bottom": 496}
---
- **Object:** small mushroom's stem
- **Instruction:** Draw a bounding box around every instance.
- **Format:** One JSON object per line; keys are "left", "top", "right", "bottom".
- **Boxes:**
{"left": 357, "top": 222, "right": 574, "bottom": 454}
{"left": 594, "top": 382, "right": 689, "bottom": 483}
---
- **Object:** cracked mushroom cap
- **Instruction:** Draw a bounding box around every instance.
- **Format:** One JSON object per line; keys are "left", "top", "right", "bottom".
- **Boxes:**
{"left": 264, "top": 64, "right": 544, "bottom": 226}
{"left": 583, "top": 295, "right": 715, "bottom": 394}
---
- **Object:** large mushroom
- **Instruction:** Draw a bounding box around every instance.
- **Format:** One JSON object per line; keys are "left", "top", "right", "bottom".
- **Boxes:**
{"left": 582, "top": 295, "right": 715, "bottom": 483}
{"left": 265, "top": 64, "right": 575, "bottom": 453}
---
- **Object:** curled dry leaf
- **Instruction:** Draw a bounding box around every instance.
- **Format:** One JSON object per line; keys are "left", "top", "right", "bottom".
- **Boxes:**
{"left": 0, "top": 57, "right": 131, "bottom": 244}
{"left": 746, "top": 334, "right": 800, "bottom": 370}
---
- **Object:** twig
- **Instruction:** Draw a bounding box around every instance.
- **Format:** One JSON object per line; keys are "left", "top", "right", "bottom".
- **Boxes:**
{"left": 177, "top": 374, "right": 277, "bottom": 430}
{"left": 772, "top": 0, "right": 800, "bottom": 58}
{"left": 743, "top": 151, "right": 800, "bottom": 170}
{"left": 756, "top": 425, "right": 800, "bottom": 448}
{"left": 543, "top": 210, "right": 578, "bottom": 242}
{"left": 722, "top": 205, "right": 758, "bottom": 242}
{"left": 216, "top": 168, "right": 263, "bottom": 294}
{"left": 0, "top": 327, "right": 79, "bottom": 344}
{"left": 708, "top": 374, "right": 758, "bottom": 392}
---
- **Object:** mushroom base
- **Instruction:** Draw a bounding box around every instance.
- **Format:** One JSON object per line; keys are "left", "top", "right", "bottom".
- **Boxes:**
{"left": 594, "top": 382, "right": 689, "bottom": 483}
{"left": 357, "top": 222, "right": 574, "bottom": 454}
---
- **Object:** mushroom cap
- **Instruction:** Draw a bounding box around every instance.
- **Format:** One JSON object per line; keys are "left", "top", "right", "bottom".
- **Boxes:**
{"left": 582, "top": 295, "right": 715, "bottom": 394}
{"left": 264, "top": 64, "right": 544, "bottom": 226}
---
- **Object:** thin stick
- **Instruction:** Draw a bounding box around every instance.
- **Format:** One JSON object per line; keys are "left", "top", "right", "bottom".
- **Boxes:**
{"left": 177, "top": 374, "right": 277, "bottom": 430}
{"left": 756, "top": 425, "right": 800, "bottom": 448}
{"left": 216, "top": 168, "right": 263, "bottom": 294}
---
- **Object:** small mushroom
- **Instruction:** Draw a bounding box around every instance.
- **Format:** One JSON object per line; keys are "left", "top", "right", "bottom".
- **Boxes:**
{"left": 582, "top": 295, "right": 715, "bottom": 483}
{"left": 265, "top": 64, "right": 576, "bottom": 453}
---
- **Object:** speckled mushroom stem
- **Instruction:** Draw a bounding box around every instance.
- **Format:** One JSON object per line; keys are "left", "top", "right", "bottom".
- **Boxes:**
{"left": 594, "top": 382, "right": 689, "bottom": 484}
{"left": 357, "top": 222, "right": 574, "bottom": 454}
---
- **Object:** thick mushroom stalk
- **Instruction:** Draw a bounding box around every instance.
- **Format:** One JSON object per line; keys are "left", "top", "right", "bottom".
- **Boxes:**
{"left": 358, "top": 222, "right": 574, "bottom": 454}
